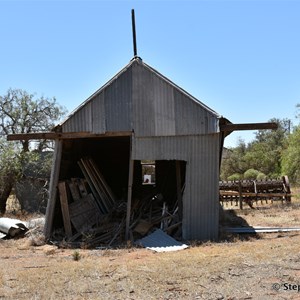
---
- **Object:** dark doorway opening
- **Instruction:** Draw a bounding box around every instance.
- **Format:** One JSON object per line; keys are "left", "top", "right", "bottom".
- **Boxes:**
{"left": 51, "top": 137, "right": 187, "bottom": 245}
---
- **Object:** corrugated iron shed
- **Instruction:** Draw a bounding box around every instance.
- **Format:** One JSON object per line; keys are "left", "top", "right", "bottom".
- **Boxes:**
{"left": 45, "top": 57, "right": 223, "bottom": 242}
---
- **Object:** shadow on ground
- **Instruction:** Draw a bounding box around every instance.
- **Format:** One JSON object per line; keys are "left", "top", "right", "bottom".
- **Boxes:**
{"left": 219, "top": 206, "right": 260, "bottom": 242}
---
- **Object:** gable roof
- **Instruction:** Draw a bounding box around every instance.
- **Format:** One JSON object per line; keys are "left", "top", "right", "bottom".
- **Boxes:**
{"left": 60, "top": 58, "right": 221, "bottom": 137}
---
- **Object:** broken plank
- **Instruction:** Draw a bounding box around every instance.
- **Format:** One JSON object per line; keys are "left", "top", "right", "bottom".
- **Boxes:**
{"left": 69, "top": 194, "right": 102, "bottom": 232}
{"left": 68, "top": 180, "right": 81, "bottom": 202}
{"left": 75, "top": 178, "right": 89, "bottom": 198}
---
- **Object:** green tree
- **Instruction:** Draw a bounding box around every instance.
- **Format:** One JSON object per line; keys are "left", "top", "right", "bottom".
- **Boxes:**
{"left": 221, "top": 118, "right": 291, "bottom": 180}
{"left": 0, "top": 88, "right": 66, "bottom": 213}
{"left": 244, "top": 169, "right": 260, "bottom": 180}
{"left": 281, "top": 125, "right": 300, "bottom": 184}
{"left": 244, "top": 118, "right": 290, "bottom": 178}
{"left": 227, "top": 173, "right": 242, "bottom": 181}
{"left": 220, "top": 138, "right": 248, "bottom": 180}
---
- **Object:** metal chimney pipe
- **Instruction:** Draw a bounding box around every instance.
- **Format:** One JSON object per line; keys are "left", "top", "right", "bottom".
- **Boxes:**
{"left": 131, "top": 9, "right": 138, "bottom": 57}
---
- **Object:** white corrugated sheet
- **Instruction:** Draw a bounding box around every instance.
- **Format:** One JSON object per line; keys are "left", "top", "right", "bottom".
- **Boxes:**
{"left": 135, "top": 229, "right": 188, "bottom": 252}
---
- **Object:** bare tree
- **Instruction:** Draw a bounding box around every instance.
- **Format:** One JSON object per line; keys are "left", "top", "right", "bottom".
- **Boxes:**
{"left": 0, "top": 88, "right": 67, "bottom": 213}
{"left": 0, "top": 88, "right": 66, "bottom": 152}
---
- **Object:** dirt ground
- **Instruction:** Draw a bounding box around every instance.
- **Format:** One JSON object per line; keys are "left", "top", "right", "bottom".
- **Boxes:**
{"left": 1, "top": 195, "right": 300, "bottom": 299}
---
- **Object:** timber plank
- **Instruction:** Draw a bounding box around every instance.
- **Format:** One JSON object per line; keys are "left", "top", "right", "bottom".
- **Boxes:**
{"left": 58, "top": 181, "right": 72, "bottom": 238}
{"left": 68, "top": 180, "right": 81, "bottom": 202}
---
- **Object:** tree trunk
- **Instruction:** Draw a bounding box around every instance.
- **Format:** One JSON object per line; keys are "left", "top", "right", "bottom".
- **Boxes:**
{"left": 0, "top": 180, "right": 13, "bottom": 214}
{"left": 22, "top": 140, "right": 29, "bottom": 152}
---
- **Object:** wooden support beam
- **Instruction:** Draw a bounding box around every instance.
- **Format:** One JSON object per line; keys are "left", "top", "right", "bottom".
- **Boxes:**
{"left": 125, "top": 135, "right": 134, "bottom": 241}
{"left": 58, "top": 181, "right": 72, "bottom": 238}
{"left": 238, "top": 181, "right": 243, "bottom": 210}
{"left": 176, "top": 161, "right": 183, "bottom": 220}
{"left": 220, "top": 122, "right": 278, "bottom": 132}
{"left": 125, "top": 159, "right": 134, "bottom": 241}
{"left": 7, "top": 131, "right": 133, "bottom": 141}
{"left": 44, "top": 140, "right": 63, "bottom": 238}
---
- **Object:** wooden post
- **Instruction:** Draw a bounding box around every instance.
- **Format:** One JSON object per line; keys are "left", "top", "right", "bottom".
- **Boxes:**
{"left": 44, "top": 140, "right": 63, "bottom": 238}
{"left": 125, "top": 136, "right": 134, "bottom": 241}
{"left": 176, "top": 161, "right": 183, "bottom": 220}
{"left": 238, "top": 180, "right": 243, "bottom": 210}
{"left": 58, "top": 181, "right": 72, "bottom": 238}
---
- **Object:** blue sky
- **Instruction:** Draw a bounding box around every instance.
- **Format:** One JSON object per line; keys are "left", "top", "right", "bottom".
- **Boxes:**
{"left": 1, "top": 0, "right": 299, "bottom": 147}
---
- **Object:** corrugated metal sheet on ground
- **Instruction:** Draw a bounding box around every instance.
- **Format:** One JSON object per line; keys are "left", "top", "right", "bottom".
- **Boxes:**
{"left": 135, "top": 229, "right": 188, "bottom": 252}
{"left": 224, "top": 227, "right": 300, "bottom": 233}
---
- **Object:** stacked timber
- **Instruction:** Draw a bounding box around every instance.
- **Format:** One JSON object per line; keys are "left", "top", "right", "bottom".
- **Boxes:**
{"left": 78, "top": 158, "right": 116, "bottom": 214}
{"left": 56, "top": 158, "right": 181, "bottom": 247}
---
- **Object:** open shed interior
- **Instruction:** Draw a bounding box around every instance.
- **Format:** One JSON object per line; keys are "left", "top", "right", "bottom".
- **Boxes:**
{"left": 51, "top": 137, "right": 186, "bottom": 246}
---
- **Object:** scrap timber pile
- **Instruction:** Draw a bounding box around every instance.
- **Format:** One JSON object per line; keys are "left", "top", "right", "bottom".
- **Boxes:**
{"left": 55, "top": 158, "right": 180, "bottom": 247}
{"left": 219, "top": 176, "right": 291, "bottom": 208}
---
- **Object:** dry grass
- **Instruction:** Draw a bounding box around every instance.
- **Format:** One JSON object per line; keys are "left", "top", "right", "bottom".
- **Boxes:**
{"left": 1, "top": 233, "right": 300, "bottom": 299}
{"left": 222, "top": 188, "right": 300, "bottom": 228}
{"left": 1, "top": 191, "right": 300, "bottom": 299}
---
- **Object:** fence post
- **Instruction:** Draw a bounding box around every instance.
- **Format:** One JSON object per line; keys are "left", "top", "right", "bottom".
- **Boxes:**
{"left": 238, "top": 180, "right": 243, "bottom": 210}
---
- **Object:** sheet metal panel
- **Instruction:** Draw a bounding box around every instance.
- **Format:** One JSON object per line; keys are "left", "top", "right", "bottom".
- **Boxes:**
{"left": 152, "top": 71, "right": 176, "bottom": 136}
{"left": 62, "top": 66, "right": 133, "bottom": 134}
{"left": 104, "top": 67, "right": 132, "bottom": 132}
{"left": 174, "top": 89, "right": 218, "bottom": 135}
{"left": 63, "top": 102, "right": 92, "bottom": 132}
{"left": 132, "top": 62, "right": 156, "bottom": 136}
{"left": 132, "top": 134, "right": 220, "bottom": 241}
{"left": 91, "top": 92, "right": 106, "bottom": 134}
{"left": 183, "top": 135, "right": 220, "bottom": 240}
{"left": 143, "top": 61, "right": 220, "bottom": 118}
{"left": 132, "top": 60, "right": 218, "bottom": 137}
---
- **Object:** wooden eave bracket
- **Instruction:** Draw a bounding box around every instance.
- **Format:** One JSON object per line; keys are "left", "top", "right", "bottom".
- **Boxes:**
{"left": 219, "top": 117, "right": 278, "bottom": 134}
